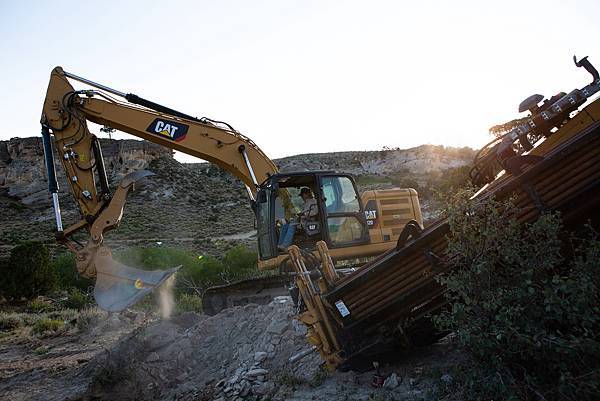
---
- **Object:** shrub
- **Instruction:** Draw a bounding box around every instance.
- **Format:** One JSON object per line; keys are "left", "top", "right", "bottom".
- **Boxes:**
{"left": 435, "top": 192, "right": 600, "bottom": 401}
{"left": 115, "top": 245, "right": 261, "bottom": 296}
{"left": 390, "top": 175, "right": 421, "bottom": 193}
{"left": 32, "top": 318, "right": 64, "bottom": 335}
{"left": 8, "top": 202, "right": 27, "bottom": 211}
{"left": 430, "top": 165, "right": 472, "bottom": 195}
{"left": 0, "top": 312, "right": 23, "bottom": 331}
{"left": 176, "top": 293, "right": 202, "bottom": 314}
{"left": 223, "top": 244, "right": 257, "bottom": 272}
{"left": 62, "top": 288, "right": 92, "bottom": 310}
{"left": 52, "top": 253, "right": 93, "bottom": 291}
{"left": 76, "top": 307, "right": 107, "bottom": 331}
{"left": 27, "top": 298, "right": 53, "bottom": 313}
{"left": 34, "top": 346, "right": 49, "bottom": 355}
{"left": 115, "top": 247, "right": 199, "bottom": 271}
{"left": 177, "top": 254, "right": 226, "bottom": 292}
{"left": 115, "top": 246, "right": 224, "bottom": 291}
{"left": 0, "top": 257, "right": 9, "bottom": 297}
{"left": 1, "top": 242, "right": 56, "bottom": 299}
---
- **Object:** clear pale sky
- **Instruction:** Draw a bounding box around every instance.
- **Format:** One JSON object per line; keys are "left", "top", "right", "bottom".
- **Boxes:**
{"left": 1, "top": 0, "right": 598, "bottom": 162}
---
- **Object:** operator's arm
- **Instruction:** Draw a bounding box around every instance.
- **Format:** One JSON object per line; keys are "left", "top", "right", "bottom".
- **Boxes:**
{"left": 301, "top": 199, "right": 318, "bottom": 218}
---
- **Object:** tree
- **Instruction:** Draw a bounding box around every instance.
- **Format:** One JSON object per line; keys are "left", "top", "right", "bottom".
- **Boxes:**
{"left": 1, "top": 242, "right": 56, "bottom": 299}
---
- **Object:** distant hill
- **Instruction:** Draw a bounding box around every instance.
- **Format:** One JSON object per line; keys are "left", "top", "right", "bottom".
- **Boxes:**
{"left": 0, "top": 137, "right": 476, "bottom": 257}
{"left": 275, "top": 145, "right": 475, "bottom": 176}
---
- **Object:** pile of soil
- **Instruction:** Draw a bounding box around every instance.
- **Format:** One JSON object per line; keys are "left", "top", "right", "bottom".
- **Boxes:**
{"left": 79, "top": 297, "right": 461, "bottom": 401}
{"left": 82, "top": 297, "right": 321, "bottom": 400}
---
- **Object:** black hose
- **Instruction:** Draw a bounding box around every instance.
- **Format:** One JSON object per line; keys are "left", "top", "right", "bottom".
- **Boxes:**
{"left": 91, "top": 135, "right": 111, "bottom": 196}
{"left": 41, "top": 126, "right": 59, "bottom": 194}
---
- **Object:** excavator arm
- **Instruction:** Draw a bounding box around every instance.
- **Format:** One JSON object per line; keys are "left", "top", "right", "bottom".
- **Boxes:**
{"left": 40, "top": 66, "right": 278, "bottom": 311}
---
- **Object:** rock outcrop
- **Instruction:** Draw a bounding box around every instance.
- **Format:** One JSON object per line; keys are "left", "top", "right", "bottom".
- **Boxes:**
{"left": 0, "top": 137, "right": 172, "bottom": 205}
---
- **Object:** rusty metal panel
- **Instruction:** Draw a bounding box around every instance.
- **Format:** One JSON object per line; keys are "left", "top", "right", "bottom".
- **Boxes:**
{"left": 324, "top": 117, "right": 600, "bottom": 333}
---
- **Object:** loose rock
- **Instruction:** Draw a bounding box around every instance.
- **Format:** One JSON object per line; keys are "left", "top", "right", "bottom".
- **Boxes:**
{"left": 383, "top": 373, "right": 400, "bottom": 389}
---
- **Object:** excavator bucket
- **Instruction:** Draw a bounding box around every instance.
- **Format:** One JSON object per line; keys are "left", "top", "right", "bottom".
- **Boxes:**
{"left": 92, "top": 246, "right": 180, "bottom": 312}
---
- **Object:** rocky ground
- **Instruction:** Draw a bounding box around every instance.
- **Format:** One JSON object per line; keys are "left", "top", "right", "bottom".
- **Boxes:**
{"left": 0, "top": 307, "right": 145, "bottom": 401}
{"left": 0, "top": 298, "right": 466, "bottom": 401}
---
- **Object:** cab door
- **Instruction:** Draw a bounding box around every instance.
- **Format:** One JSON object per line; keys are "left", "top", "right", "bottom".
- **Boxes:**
{"left": 319, "top": 175, "right": 370, "bottom": 248}
{"left": 255, "top": 184, "right": 277, "bottom": 260}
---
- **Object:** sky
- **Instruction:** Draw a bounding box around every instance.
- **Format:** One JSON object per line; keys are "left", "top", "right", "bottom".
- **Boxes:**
{"left": 1, "top": 0, "right": 599, "bottom": 162}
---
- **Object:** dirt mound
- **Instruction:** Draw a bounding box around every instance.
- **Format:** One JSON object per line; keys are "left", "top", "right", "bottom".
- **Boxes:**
{"left": 0, "top": 299, "right": 461, "bottom": 401}
{"left": 82, "top": 297, "right": 322, "bottom": 400}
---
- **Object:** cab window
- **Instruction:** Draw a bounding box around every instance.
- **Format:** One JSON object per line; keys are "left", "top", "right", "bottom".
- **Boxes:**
{"left": 322, "top": 176, "right": 360, "bottom": 213}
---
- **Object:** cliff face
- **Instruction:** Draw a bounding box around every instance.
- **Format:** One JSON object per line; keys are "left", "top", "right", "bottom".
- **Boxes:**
{"left": 0, "top": 137, "right": 172, "bottom": 205}
{"left": 0, "top": 137, "right": 250, "bottom": 258}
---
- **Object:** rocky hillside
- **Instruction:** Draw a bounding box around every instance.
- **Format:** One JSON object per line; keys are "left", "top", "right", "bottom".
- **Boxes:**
{"left": 0, "top": 137, "right": 476, "bottom": 257}
{"left": 0, "top": 137, "right": 172, "bottom": 204}
{"left": 275, "top": 145, "right": 474, "bottom": 176}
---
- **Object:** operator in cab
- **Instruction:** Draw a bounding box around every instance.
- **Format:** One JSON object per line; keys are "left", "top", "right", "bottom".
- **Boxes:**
{"left": 277, "top": 187, "right": 319, "bottom": 250}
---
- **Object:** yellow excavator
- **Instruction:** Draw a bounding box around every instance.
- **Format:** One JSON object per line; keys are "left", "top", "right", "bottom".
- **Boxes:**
{"left": 40, "top": 67, "right": 422, "bottom": 313}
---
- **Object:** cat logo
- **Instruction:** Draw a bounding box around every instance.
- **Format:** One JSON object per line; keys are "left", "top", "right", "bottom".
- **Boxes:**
{"left": 364, "top": 200, "right": 379, "bottom": 228}
{"left": 145, "top": 118, "right": 189, "bottom": 142}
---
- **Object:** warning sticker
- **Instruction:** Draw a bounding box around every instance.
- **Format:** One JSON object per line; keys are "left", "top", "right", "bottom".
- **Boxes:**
{"left": 335, "top": 300, "right": 350, "bottom": 317}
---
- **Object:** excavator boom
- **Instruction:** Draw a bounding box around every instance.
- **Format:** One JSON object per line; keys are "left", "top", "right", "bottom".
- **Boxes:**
{"left": 41, "top": 67, "right": 278, "bottom": 311}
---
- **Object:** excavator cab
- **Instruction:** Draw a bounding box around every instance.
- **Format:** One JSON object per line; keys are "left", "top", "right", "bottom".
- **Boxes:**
{"left": 256, "top": 172, "right": 370, "bottom": 261}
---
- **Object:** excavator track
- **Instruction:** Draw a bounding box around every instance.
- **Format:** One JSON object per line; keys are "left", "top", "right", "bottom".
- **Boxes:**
{"left": 202, "top": 274, "right": 291, "bottom": 316}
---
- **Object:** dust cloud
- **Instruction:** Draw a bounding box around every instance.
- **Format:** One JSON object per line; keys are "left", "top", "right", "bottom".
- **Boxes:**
{"left": 157, "top": 274, "right": 176, "bottom": 319}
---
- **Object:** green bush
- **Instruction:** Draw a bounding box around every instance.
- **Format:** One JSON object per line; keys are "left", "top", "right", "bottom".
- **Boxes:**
{"left": 176, "top": 293, "right": 203, "bottom": 314}
{"left": 7, "top": 201, "right": 27, "bottom": 211}
{"left": 435, "top": 192, "right": 600, "bottom": 401}
{"left": 390, "top": 175, "right": 421, "bottom": 193}
{"left": 62, "top": 288, "right": 92, "bottom": 310}
{"left": 115, "top": 247, "right": 200, "bottom": 272}
{"left": 34, "top": 346, "right": 49, "bottom": 355}
{"left": 52, "top": 253, "right": 93, "bottom": 291}
{"left": 0, "top": 242, "right": 56, "bottom": 299}
{"left": 0, "top": 312, "right": 23, "bottom": 331}
{"left": 27, "top": 298, "right": 53, "bottom": 313}
{"left": 178, "top": 254, "right": 226, "bottom": 290}
{"left": 430, "top": 165, "right": 472, "bottom": 195}
{"left": 115, "top": 245, "right": 260, "bottom": 296}
{"left": 0, "top": 257, "right": 9, "bottom": 297}
{"left": 223, "top": 244, "right": 257, "bottom": 272}
{"left": 76, "top": 307, "right": 107, "bottom": 331}
{"left": 32, "top": 318, "right": 64, "bottom": 334}
{"left": 115, "top": 246, "right": 224, "bottom": 290}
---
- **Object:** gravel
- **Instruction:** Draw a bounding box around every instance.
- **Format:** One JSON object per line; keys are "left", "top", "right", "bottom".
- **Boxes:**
{"left": 82, "top": 297, "right": 458, "bottom": 401}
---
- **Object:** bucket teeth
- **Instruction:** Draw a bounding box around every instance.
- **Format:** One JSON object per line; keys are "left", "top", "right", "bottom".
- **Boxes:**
{"left": 92, "top": 246, "right": 180, "bottom": 312}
